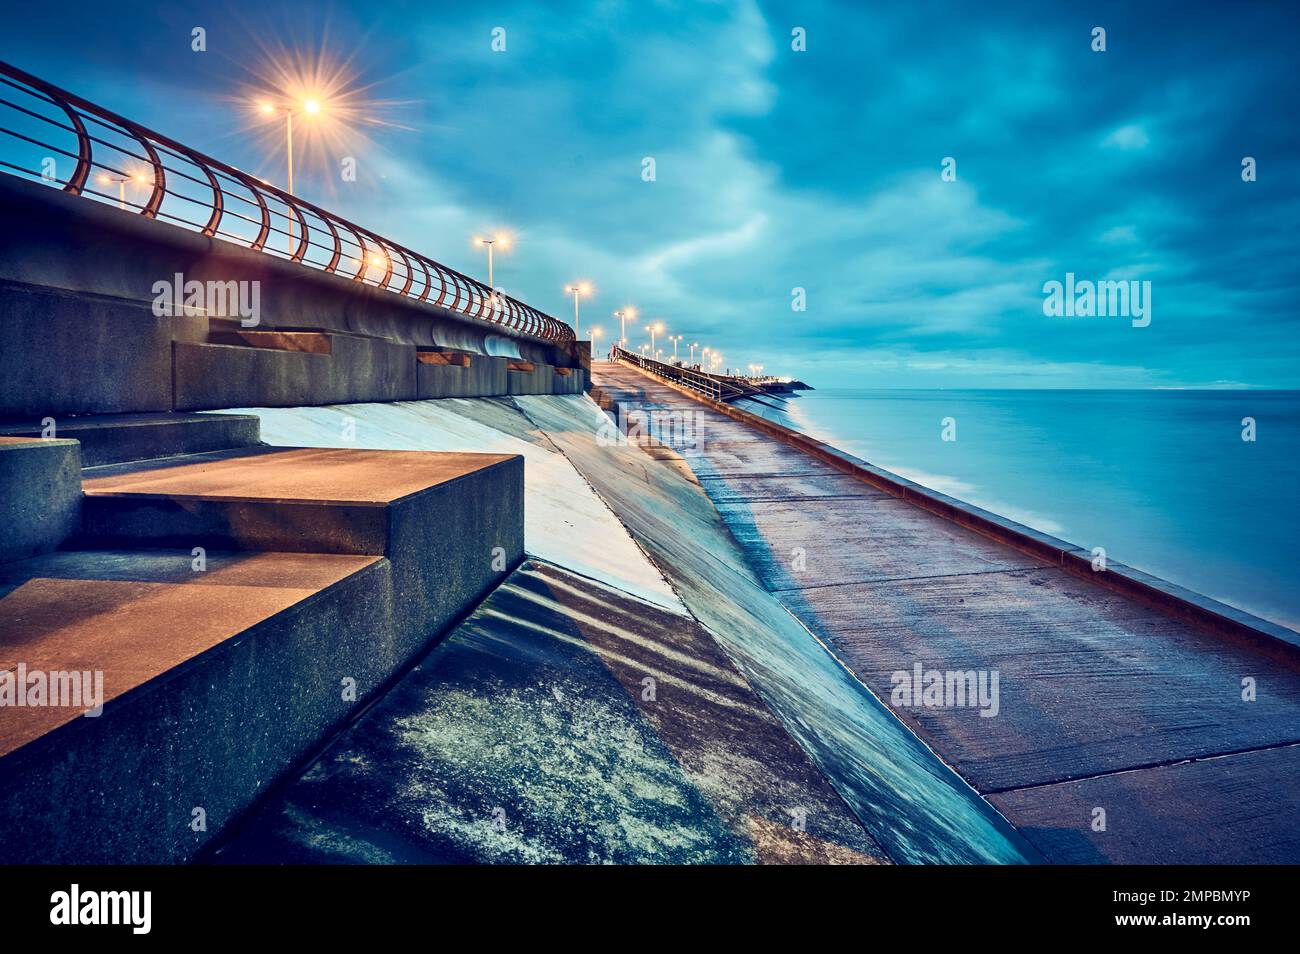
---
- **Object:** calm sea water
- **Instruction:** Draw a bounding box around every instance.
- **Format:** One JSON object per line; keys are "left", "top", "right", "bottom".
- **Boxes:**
{"left": 734, "top": 389, "right": 1300, "bottom": 630}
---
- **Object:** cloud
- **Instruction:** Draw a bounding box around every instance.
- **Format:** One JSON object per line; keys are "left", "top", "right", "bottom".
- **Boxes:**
{"left": 1101, "top": 123, "right": 1151, "bottom": 151}
{"left": 17, "top": 0, "right": 1298, "bottom": 388}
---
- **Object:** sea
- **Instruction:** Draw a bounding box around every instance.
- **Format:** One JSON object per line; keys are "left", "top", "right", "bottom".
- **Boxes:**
{"left": 733, "top": 388, "right": 1299, "bottom": 631}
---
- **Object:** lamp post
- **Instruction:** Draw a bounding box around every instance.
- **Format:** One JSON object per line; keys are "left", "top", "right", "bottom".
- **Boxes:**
{"left": 650, "top": 321, "right": 664, "bottom": 357}
{"left": 474, "top": 235, "right": 509, "bottom": 288}
{"left": 689, "top": 342, "right": 698, "bottom": 366}
{"left": 670, "top": 335, "right": 682, "bottom": 363}
{"left": 257, "top": 97, "right": 322, "bottom": 196}
{"left": 614, "top": 308, "right": 637, "bottom": 348}
{"left": 97, "top": 171, "right": 147, "bottom": 210}
{"left": 590, "top": 327, "right": 604, "bottom": 361}
{"left": 257, "top": 97, "right": 323, "bottom": 253}
{"left": 564, "top": 282, "right": 591, "bottom": 339}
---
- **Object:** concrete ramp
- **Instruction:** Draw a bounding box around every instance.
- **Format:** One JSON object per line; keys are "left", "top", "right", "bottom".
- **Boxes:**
{"left": 212, "top": 393, "right": 1039, "bottom": 864}
{"left": 214, "top": 560, "right": 887, "bottom": 864}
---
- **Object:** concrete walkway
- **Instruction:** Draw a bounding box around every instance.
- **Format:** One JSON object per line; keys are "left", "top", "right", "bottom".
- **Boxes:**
{"left": 593, "top": 362, "right": 1300, "bottom": 864}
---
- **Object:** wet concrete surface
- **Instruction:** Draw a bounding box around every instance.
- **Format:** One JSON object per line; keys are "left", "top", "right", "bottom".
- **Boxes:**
{"left": 511, "top": 393, "right": 1037, "bottom": 863}
{"left": 211, "top": 393, "right": 1034, "bottom": 864}
{"left": 212, "top": 561, "right": 886, "bottom": 864}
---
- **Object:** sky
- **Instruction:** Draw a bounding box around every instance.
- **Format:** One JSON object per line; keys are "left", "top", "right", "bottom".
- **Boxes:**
{"left": 4, "top": 0, "right": 1298, "bottom": 387}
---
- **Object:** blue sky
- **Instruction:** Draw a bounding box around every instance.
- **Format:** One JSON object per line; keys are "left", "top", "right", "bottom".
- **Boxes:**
{"left": 6, "top": 0, "right": 1298, "bottom": 387}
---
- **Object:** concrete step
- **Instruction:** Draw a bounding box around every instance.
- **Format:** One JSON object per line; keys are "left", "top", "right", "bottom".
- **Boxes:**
{"left": 0, "top": 436, "right": 81, "bottom": 563}
{"left": 0, "top": 546, "right": 386, "bottom": 862}
{"left": 1, "top": 444, "right": 525, "bottom": 863}
{"left": 78, "top": 445, "right": 513, "bottom": 552}
{"left": 77, "top": 445, "right": 525, "bottom": 670}
{"left": 0, "top": 411, "right": 261, "bottom": 467}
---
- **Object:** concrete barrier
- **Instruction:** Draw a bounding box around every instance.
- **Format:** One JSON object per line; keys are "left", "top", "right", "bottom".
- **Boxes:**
{"left": 507, "top": 362, "right": 556, "bottom": 395}
{"left": 0, "top": 175, "right": 576, "bottom": 364}
{"left": 417, "top": 353, "right": 508, "bottom": 398}
{"left": 174, "top": 332, "right": 417, "bottom": 410}
{"left": 0, "top": 280, "right": 174, "bottom": 416}
{"left": 0, "top": 437, "right": 81, "bottom": 563}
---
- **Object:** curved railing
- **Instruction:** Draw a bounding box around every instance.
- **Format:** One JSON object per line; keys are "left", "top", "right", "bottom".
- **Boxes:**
{"left": 0, "top": 60, "right": 573, "bottom": 343}
{"left": 614, "top": 345, "right": 733, "bottom": 401}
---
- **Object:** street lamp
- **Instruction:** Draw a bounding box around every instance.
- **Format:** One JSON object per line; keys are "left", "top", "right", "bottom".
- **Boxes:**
{"left": 670, "top": 334, "right": 682, "bottom": 363}
{"left": 473, "top": 235, "right": 510, "bottom": 288}
{"left": 614, "top": 307, "right": 637, "bottom": 348}
{"left": 689, "top": 342, "right": 699, "bottom": 366}
{"left": 257, "top": 97, "right": 325, "bottom": 254}
{"left": 650, "top": 321, "right": 664, "bottom": 357}
{"left": 97, "top": 171, "right": 149, "bottom": 210}
{"left": 590, "top": 326, "right": 604, "bottom": 361}
{"left": 256, "top": 97, "right": 325, "bottom": 196}
{"left": 564, "top": 281, "right": 592, "bottom": 339}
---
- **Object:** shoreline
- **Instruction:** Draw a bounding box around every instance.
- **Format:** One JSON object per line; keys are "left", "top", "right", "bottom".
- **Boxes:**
{"left": 614, "top": 362, "right": 1300, "bottom": 664}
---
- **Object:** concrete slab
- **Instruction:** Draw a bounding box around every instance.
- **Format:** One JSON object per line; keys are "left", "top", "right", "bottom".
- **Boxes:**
{"left": 83, "top": 446, "right": 509, "bottom": 508}
{"left": 0, "top": 280, "right": 172, "bottom": 416}
{"left": 780, "top": 566, "right": 1300, "bottom": 793}
{"left": 0, "top": 560, "right": 373, "bottom": 758}
{"left": 174, "top": 333, "right": 417, "bottom": 410}
{"left": 716, "top": 496, "right": 1042, "bottom": 592}
{"left": 416, "top": 355, "right": 508, "bottom": 398}
{"left": 212, "top": 560, "right": 887, "bottom": 864}
{"left": 80, "top": 445, "right": 525, "bottom": 680}
{"left": 988, "top": 744, "right": 1300, "bottom": 864}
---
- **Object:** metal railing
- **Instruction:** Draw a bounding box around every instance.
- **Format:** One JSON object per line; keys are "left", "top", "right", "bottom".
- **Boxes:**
{"left": 0, "top": 60, "right": 573, "bottom": 344}
{"left": 612, "top": 345, "right": 759, "bottom": 401}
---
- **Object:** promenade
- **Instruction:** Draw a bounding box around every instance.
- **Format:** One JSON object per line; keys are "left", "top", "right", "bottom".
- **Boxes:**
{"left": 592, "top": 361, "right": 1300, "bottom": 864}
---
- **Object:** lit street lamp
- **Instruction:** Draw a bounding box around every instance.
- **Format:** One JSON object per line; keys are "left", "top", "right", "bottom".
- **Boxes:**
{"left": 670, "top": 334, "right": 682, "bottom": 363}
{"left": 689, "top": 341, "right": 699, "bottom": 366}
{"left": 257, "top": 97, "right": 323, "bottom": 196}
{"left": 97, "top": 171, "right": 148, "bottom": 210}
{"left": 257, "top": 96, "right": 324, "bottom": 253}
{"left": 474, "top": 235, "right": 510, "bottom": 288}
{"left": 590, "top": 326, "right": 604, "bottom": 360}
{"left": 614, "top": 307, "right": 637, "bottom": 348}
{"left": 564, "top": 282, "right": 592, "bottom": 339}
{"left": 649, "top": 321, "right": 664, "bottom": 357}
